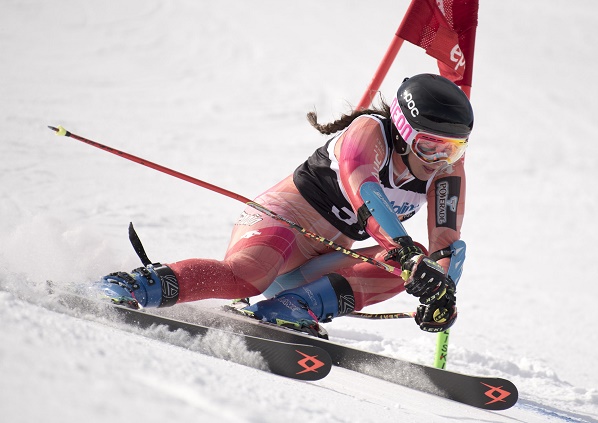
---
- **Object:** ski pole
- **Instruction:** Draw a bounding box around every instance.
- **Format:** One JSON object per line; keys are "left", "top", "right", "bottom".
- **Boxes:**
{"left": 48, "top": 126, "right": 250, "bottom": 204}
{"left": 349, "top": 311, "right": 415, "bottom": 319}
{"left": 48, "top": 125, "right": 404, "bottom": 279}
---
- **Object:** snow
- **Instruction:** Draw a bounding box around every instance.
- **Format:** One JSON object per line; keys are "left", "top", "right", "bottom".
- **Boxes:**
{"left": 1, "top": 0, "right": 597, "bottom": 421}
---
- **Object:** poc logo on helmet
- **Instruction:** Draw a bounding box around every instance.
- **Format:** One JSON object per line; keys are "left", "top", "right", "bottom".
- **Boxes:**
{"left": 403, "top": 92, "right": 419, "bottom": 117}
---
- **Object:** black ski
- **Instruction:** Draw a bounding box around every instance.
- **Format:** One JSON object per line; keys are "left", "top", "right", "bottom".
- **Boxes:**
{"left": 50, "top": 290, "right": 332, "bottom": 382}
{"left": 47, "top": 288, "right": 518, "bottom": 409}
{"left": 154, "top": 304, "right": 519, "bottom": 411}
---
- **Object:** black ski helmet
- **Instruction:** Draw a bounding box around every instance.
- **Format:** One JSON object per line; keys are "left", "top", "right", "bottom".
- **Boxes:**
{"left": 390, "top": 74, "right": 474, "bottom": 153}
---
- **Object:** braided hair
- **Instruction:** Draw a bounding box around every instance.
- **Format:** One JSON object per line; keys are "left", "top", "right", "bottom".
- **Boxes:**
{"left": 306, "top": 100, "right": 391, "bottom": 135}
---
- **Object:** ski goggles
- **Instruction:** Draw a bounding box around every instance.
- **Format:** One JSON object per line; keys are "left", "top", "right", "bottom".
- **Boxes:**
{"left": 390, "top": 97, "right": 468, "bottom": 164}
{"left": 411, "top": 133, "right": 468, "bottom": 165}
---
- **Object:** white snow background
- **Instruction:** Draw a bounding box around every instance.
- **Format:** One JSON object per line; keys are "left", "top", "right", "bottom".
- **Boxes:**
{"left": 1, "top": 1, "right": 597, "bottom": 422}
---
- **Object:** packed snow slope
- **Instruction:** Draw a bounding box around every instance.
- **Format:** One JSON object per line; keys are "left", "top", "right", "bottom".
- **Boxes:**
{"left": 1, "top": 1, "right": 597, "bottom": 422}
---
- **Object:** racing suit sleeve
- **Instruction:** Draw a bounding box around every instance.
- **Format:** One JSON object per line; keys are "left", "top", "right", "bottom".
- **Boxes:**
{"left": 335, "top": 116, "right": 404, "bottom": 252}
{"left": 426, "top": 158, "right": 466, "bottom": 259}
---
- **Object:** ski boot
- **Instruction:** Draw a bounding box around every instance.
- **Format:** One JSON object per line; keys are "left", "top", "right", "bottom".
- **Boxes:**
{"left": 94, "top": 263, "right": 179, "bottom": 309}
{"left": 238, "top": 273, "right": 355, "bottom": 338}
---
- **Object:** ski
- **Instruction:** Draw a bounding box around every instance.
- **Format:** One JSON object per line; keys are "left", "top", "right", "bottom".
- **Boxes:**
{"left": 47, "top": 288, "right": 518, "bottom": 409}
{"left": 154, "top": 304, "right": 519, "bottom": 411}
{"left": 49, "top": 290, "right": 332, "bottom": 382}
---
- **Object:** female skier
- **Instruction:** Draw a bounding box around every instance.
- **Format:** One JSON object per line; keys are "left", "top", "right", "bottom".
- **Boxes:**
{"left": 97, "top": 73, "right": 474, "bottom": 337}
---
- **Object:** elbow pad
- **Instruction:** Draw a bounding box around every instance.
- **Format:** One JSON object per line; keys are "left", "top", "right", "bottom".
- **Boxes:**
{"left": 359, "top": 182, "right": 408, "bottom": 240}
{"left": 430, "top": 240, "right": 467, "bottom": 285}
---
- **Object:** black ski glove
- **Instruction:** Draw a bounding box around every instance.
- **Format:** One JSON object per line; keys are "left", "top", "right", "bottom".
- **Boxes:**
{"left": 403, "top": 256, "right": 454, "bottom": 305}
{"left": 385, "top": 236, "right": 458, "bottom": 332}
{"left": 385, "top": 236, "right": 450, "bottom": 305}
{"left": 415, "top": 279, "right": 457, "bottom": 332}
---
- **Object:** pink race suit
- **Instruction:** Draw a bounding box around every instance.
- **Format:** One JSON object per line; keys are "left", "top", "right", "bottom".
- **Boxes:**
{"left": 168, "top": 115, "right": 465, "bottom": 311}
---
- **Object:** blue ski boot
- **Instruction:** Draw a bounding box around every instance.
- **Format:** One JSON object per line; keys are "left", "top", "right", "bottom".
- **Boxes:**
{"left": 240, "top": 273, "right": 355, "bottom": 338}
{"left": 94, "top": 263, "right": 179, "bottom": 309}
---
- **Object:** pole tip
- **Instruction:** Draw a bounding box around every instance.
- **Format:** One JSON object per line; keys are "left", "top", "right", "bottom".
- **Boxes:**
{"left": 48, "top": 125, "right": 68, "bottom": 136}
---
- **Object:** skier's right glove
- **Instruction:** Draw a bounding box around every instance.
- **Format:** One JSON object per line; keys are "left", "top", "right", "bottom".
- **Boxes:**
{"left": 384, "top": 236, "right": 424, "bottom": 271}
{"left": 385, "top": 236, "right": 450, "bottom": 305}
{"left": 94, "top": 263, "right": 179, "bottom": 309}
{"left": 402, "top": 255, "right": 454, "bottom": 305}
{"left": 385, "top": 236, "right": 458, "bottom": 332}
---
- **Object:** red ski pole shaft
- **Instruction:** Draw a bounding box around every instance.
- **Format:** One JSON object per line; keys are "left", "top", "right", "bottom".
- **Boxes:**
{"left": 47, "top": 125, "right": 251, "bottom": 204}
{"left": 48, "top": 125, "right": 404, "bottom": 279}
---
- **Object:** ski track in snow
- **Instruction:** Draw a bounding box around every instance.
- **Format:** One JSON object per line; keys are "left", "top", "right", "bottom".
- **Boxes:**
{"left": 1, "top": 0, "right": 598, "bottom": 422}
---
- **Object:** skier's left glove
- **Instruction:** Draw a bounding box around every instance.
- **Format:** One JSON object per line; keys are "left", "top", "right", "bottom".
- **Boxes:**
{"left": 414, "top": 280, "right": 457, "bottom": 332}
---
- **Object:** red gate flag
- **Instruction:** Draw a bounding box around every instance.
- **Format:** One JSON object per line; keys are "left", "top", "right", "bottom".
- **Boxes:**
{"left": 397, "top": 0, "right": 478, "bottom": 89}
{"left": 356, "top": 0, "right": 478, "bottom": 108}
